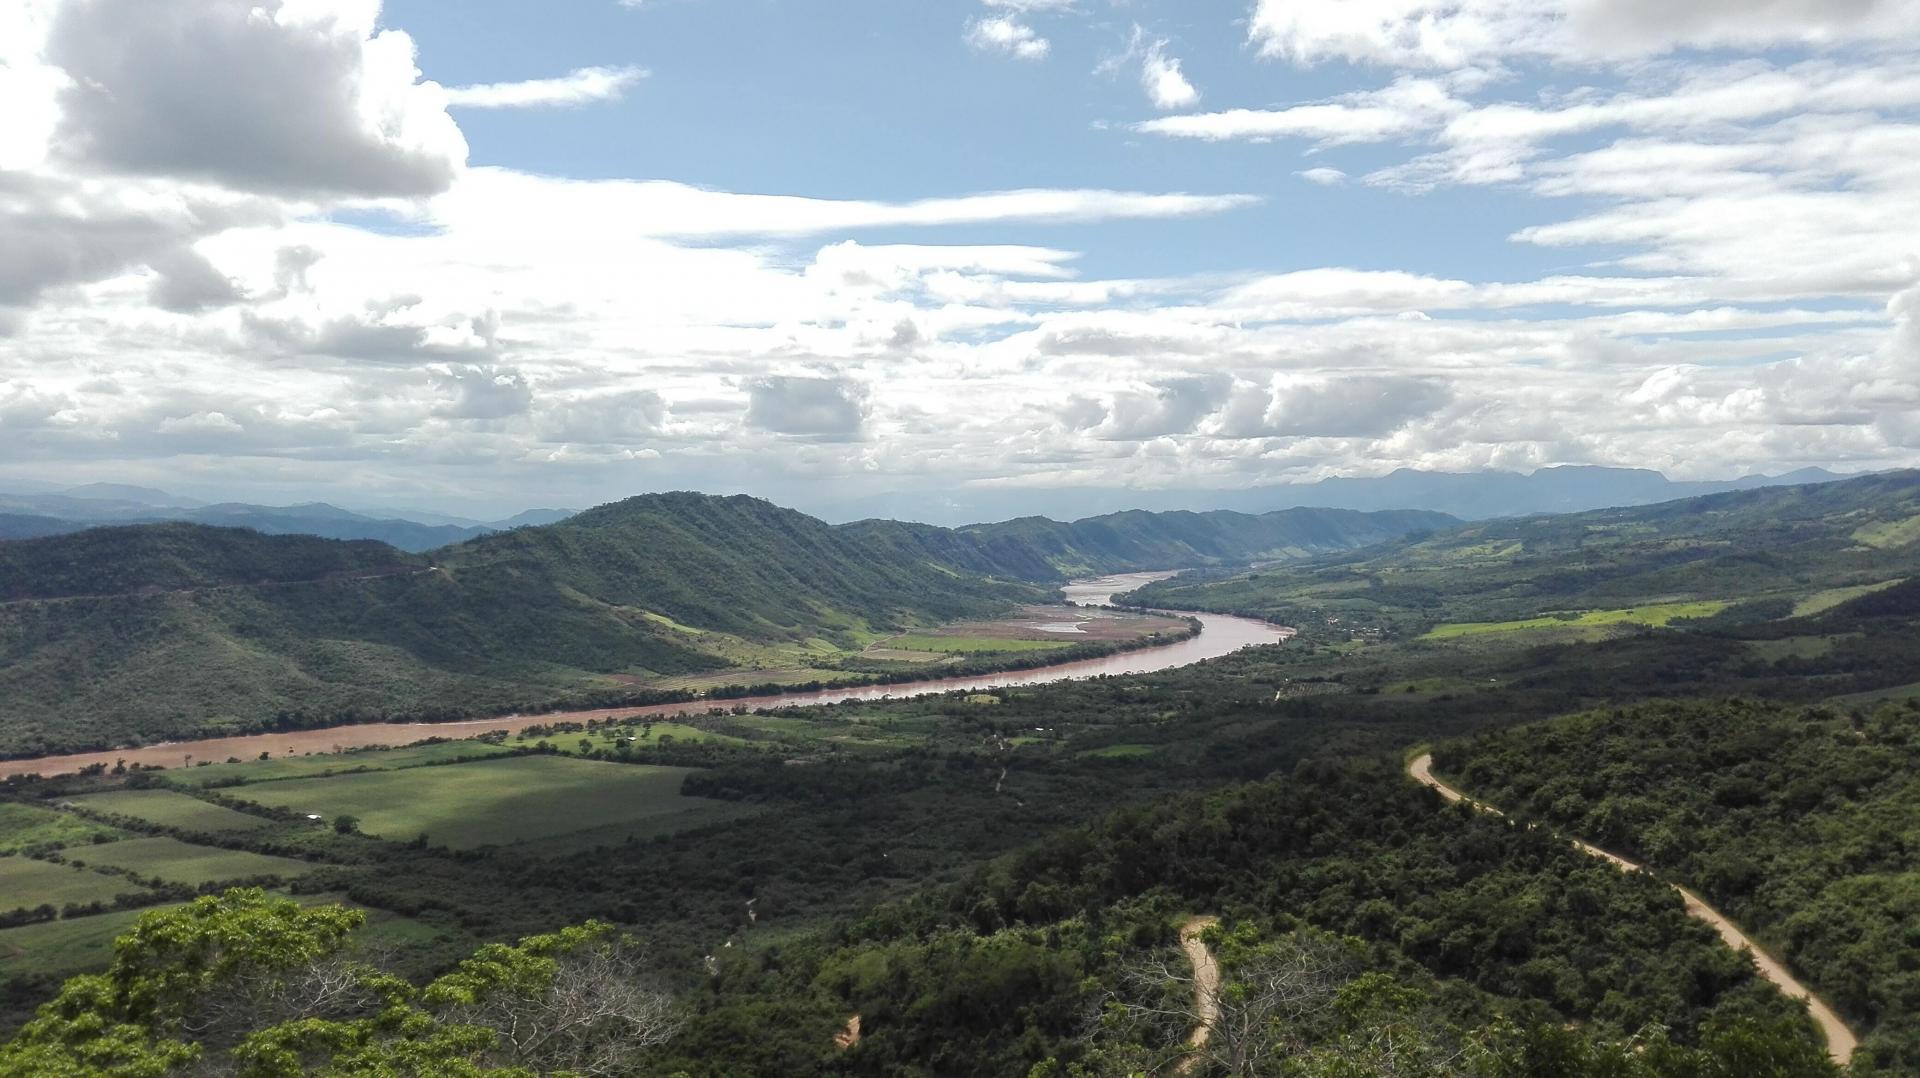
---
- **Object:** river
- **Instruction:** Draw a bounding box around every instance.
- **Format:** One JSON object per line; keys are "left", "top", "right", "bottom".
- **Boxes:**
{"left": 0, "top": 573, "right": 1290, "bottom": 779}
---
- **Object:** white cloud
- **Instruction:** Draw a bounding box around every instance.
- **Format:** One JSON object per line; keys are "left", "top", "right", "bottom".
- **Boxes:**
{"left": 46, "top": 0, "right": 466, "bottom": 198}
{"left": 444, "top": 65, "right": 647, "bottom": 109}
{"left": 1137, "top": 78, "right": 1463, "bottom": 145}
{"left": 1246, "top": 0, "right": 1920, "bottom": 70}
{"left": 429, "top": 169, "right": 1259, "bottom": 240}
{"left": 1296, "top": 167, "right": 1348, "bottom": 185}
{"left": 967, "top": 16, "right": 1050, "bottom": 61}
{"left": 1140, "top": 38, "right": 1198, "bottom": 110}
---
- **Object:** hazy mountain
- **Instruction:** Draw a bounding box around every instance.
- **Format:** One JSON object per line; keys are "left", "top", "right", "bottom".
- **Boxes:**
{"left": 0, "top": 513, "right": 81, "bottom": 541}
{"left": 0, "top": 485, "right": 579, "bottom": 551}
{"left": 814, "top": 466, "right": 1855, "bottom": 526}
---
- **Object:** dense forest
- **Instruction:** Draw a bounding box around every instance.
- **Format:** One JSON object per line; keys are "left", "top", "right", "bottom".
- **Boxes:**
{"left": 1435, "top": 698, "right": 1920, "bottom": 1070}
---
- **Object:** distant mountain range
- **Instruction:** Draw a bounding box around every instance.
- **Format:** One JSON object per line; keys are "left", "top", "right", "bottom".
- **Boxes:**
{"left": 0, "top": 485, "right": 578, "bottom": 551}
{"left": 812, "top": 466, "right": 1859, "bottom": 526}
{"left": 0, "top": 465, "right": 1863, "bottom": 549}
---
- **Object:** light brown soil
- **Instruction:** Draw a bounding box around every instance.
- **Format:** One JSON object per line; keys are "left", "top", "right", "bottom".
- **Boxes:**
{"left": 1407, "top": 754, "right": 1858, "bottom": 1065}
{"left": 1176, "top": 915, "right": 1221, "bottom": 1075}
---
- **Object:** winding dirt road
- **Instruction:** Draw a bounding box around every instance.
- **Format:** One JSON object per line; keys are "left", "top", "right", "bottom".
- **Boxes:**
{"left": 1407, "top": 754, "right": 1858, "bottom": 1065}
{"left": 1175, "top": 915, "right": 1221, "bottom": 1075}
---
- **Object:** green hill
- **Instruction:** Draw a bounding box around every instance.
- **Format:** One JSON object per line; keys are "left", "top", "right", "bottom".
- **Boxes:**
{"left": 847, "top": 505, "right": 1455, "bottom": 581}
{"left": 1132, "top": 470, "right": 1920, "bottom": 637}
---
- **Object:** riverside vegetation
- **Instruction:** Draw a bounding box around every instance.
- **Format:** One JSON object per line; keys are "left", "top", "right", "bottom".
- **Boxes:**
{"left": 2, "top": 472, "right": 1918, "bottom": 1073}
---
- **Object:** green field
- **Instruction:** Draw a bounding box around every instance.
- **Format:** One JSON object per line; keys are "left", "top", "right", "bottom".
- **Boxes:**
{"left": 1792, "top": 578, "right": 1907, "bottom": 616}
{"left": 0, "top": 892, "right": 448, "bottom": 982}
{"left": 0, "top": 856, "right": 151, "bottom": 909}
{"left": 166, "top": 739, "right": 514, "bottom": 788}
{"left": 532, "top": 722, "right": 755, "bottom": 754}
{"left": 1421, "top": 600, "right": 1734, "bottom": 640}
{"left": 66, "top": 789, "right": 272, "bottom": 832}
{"left": 1852, "top": 513, "right": 1920, "bottom": 549}
{"left": 882, "top": 634, "right": 1072, "bottom": 654}
{"left": 0, "top": 906, "right": 153, "bottom": 979}
{"left": 225, "top": 755, "right": 749, "bottom": 849}
{"left": 0, "top": 803, "right": 125, "bottom": 855}
{"left": 60, "top": 837, "right": 318, "bottom": 886}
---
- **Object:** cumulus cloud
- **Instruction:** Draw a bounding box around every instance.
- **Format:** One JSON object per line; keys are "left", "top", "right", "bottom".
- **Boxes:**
{"left": 967, "top": 16, "right": 1050, "bottom": 60}
{"left": 1245, "top": 0, "right": 1920, "bottom": 70}
{"left": 444, "top": 65, "right": 648, "bottom": 109}
{"left": 1217, "top": 375, "right": 1453, "bottom": 438}
{"left": 745, "top": 376, "right": 869, "bottom": 439}
{"left": 46, "top": 0, "right": 466, "bottom": 198}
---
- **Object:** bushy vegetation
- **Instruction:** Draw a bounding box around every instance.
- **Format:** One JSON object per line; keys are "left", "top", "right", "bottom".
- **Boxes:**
{"left": 1436, "top": 698, "right": 1920, "bottom": 1071}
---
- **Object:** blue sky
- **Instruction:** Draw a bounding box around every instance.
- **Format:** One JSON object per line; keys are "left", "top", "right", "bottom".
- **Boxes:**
{"left": 0, "top": 0, "right": 1917, "bottom": 520}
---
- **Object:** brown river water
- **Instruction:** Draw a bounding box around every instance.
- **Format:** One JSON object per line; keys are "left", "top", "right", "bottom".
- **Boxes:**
{"left": 0, "top": 573, "right": 1291, "bottom": 779}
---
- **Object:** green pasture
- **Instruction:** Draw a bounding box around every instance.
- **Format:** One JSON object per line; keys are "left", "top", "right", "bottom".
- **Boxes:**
{"left": 0, "top": 891, "right": 447, "bottom": 982}
{"left": 0, "top": 856, "right": 151, "bottom": 909}
{"left": 1421, "top": 600, "right": 1734, "bottom": 640}
{"left": 1853, "top": 514, "right": 1920, "bottom": 549}
{"left": 61, "top": 837, "right": 318, "bottom": 886}
{"left": 882, "top": 634, "right": 1072, "bottom": 654}
{"left": 166, "top": 739, "right": 514, "bottom": 788}
{"left": 226, "top": 755, "right": 745, "bottom": 849}
{"left": 0, "top": 803, "right": 126, "bottom": 855}
{"left": 1792, "top": 579, "right": 1906, "bottom": 617}
{"left": 67, "top": 789, "right": 272, "bottom": 833}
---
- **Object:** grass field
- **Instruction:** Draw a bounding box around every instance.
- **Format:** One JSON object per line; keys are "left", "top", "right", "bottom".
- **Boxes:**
{"left": 61, "top": 837, "right": 319, "bottom": 886}
{"left": 1422, "top": 600, "right": 1734, "bottom": 640}
{"left": 225, "top": 755, "right": 749, "bottom": 849}
{"left": 1792, "top": 579, "right": 1907, "bottom": 617}
{"left": 165, "top": 739, "right": 513, "bottom": 788}
{"left": 0, "top": 803, "right": 126, "bottom": 855}
{"left": 0, "top": 856, "right": 151, "bottom": 909}
{"left": 67, "top": 789, "right": 273, "bottom": 833}
{"left": 0, "top": 891, "right": 449, "bottom": 981}
{"left": 1825, "top": 680, "right": 1920, "bottom": 708}
{"left": 1852, "top": 514, "right": 1920, "bottom": 549}
{"left": 529, "top": 722, "right": 754, "bottom": 755}
{"left": 0, "top": 906, "right": 152, "bottom": 978}
{"left": 882, "top": 634, "right": 1073, "bottom": 654}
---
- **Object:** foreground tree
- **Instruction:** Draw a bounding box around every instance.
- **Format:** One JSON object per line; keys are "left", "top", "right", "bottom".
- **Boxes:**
{"left": 0, "top": 890, "right": 681, "bottom": 1077}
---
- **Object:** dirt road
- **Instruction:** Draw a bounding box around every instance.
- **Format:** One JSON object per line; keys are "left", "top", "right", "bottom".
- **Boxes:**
{"left": 1175, "top": 915, "right": 1221, "bottom": 1075}
{"left": 1407, "top": 754, "right": 1858, "bottom": 1065}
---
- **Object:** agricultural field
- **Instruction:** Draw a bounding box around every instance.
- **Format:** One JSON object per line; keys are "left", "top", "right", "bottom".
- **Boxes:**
{"left": 65, "top": 789, "right": 271, "bottom": 832}
{"left": 225, "top": 755, "right": 752, "bottom": 849}
{"left": 0, "top": 892, "right": 449, "bottom": 982}
{"left": 1853, "top": 513, "right": 1920, "bottom": 549}
{"left": 1792, "top": 578, "right": 1907, "bottom": 616}
{"left": 0, "top": 906, "right": 153, "bottom": 979}
{"left": 59, "top": 836, "right": 319, "bottom": 887}
{"left": 165, "top": 739, "right": 514, "bottom": 788}
{"left": 1420, "top": 600, "right": 1734, "bottom": 640}
{"left": 881, "top": 634, "right": 1073, "bottom": 654}
{"left": 0, "top": 856, "right": 150, "bottom": 909}
{"left": 0, "top": 803, "right": 124, "bottom": 854}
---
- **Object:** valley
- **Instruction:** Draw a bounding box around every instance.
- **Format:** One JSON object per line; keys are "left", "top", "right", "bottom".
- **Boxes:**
{"left": 3, "top": 473, "right": 1918, "bottom": 1074}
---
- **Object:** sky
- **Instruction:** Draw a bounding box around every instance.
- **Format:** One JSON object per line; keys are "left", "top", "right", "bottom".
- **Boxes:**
{"left": 2, "top": 0, "right": 1918, "bottom": 519}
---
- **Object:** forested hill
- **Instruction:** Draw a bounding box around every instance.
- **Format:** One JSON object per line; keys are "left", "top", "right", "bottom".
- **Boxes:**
{"left": 0, "top": 523, "right": 421, "bottom": 603}
{"left": 843, "top": 505, "right": 1456, "bottom": 581}
{"left": 435, "top": 492, "right": 1037, "bottom": 637}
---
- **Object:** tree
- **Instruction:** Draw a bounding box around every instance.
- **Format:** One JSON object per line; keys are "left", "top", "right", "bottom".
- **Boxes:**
{"left": 332, "top": 815, "right": 359, "bottom": 835}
